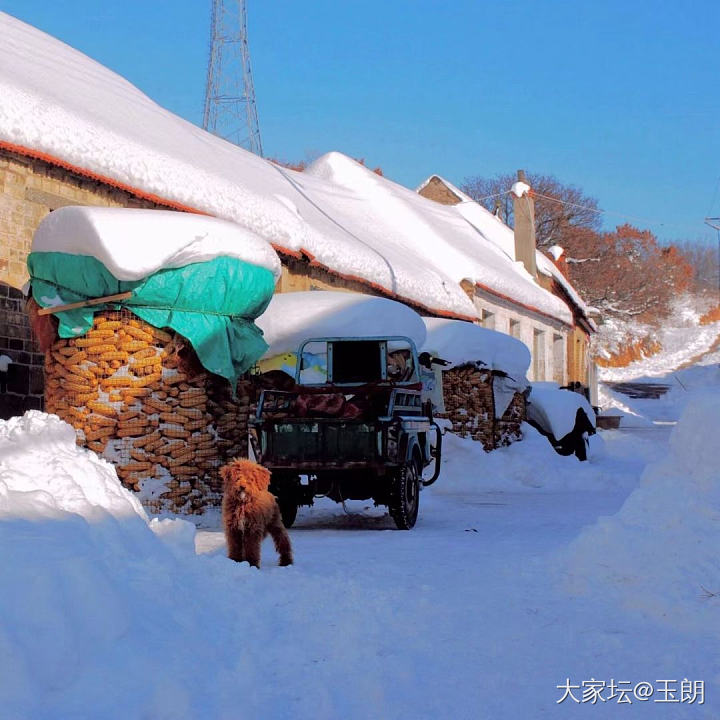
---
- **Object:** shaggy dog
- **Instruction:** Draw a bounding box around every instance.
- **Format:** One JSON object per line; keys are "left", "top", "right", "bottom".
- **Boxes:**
{"left": 220, "top": 459, "right": 293, "bottom": 568}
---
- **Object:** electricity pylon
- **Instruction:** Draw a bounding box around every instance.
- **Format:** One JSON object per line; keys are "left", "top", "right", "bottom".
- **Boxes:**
{"left": 203, "top": 0, "right": 263, "bottom": 156}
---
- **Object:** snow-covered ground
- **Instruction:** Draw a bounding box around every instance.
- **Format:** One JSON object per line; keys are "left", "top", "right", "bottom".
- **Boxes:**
{"left": 2, "top": 354, "right": 718, "bottom": 718}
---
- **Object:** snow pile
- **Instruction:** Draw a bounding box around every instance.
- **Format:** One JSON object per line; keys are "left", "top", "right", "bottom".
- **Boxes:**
{"left": 422, "top": 316, "right": 530, "bottom": 379}
{"left": 256, "top": 290, "right": 427, "bottom": 357}
{"left": 560, "top": 392, "right": 720, "bottom": 636}
{"left": 527, "top": 383, "right": 596, "bottom": 440}
{"left": 0, "top": 411, "right": 146, "bottom": 521}
{"left": 433, "top": 424, "right": 608, "bottom": 495}
{"left": 32, "top": 205, "right": 281, "bottom": 280}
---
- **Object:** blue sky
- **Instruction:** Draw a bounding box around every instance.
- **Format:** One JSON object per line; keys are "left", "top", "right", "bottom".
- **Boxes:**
{"left": 2, "top": 0, "right": 718, "bottom": 246}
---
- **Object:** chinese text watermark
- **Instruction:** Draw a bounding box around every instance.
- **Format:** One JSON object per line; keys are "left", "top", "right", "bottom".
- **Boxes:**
{"left": 557, "top": 678, "right": 704, "bottom": 705}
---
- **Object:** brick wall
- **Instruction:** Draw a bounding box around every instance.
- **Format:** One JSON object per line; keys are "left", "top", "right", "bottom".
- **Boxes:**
{"left": 0, "top": 282, "right": 44, "bottom": 418}
{"left": 416, "top": 176, "right": 462, "bottom": 206}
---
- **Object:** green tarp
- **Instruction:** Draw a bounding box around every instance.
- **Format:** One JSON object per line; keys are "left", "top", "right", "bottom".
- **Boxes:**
{"left": 28, "top": 252, "right": 277, "bottom": 387}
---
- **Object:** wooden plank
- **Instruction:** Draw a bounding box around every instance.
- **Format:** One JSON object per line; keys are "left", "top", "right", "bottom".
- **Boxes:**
{"left": 37, "top": 291, "right": 133, "bottom": 316}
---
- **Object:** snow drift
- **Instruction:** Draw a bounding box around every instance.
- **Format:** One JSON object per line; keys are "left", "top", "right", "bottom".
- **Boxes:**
{"left": 560, "top": 392, "right": 720, "bottom": 637}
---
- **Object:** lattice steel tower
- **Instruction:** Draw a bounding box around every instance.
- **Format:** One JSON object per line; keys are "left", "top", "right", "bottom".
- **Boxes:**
{"left": 203, "top": 0, "right": 263, "bottom": 156}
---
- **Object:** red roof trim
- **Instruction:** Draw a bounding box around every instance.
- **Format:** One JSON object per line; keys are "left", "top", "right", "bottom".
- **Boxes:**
{"left": 0, "top": 140, "right": 208, "bottom": 214}
{"left": 474, "top": 280, "right": 573, "bottom": 329}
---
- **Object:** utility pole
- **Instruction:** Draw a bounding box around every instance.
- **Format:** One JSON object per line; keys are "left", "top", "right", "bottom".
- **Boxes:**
{"left": 704, "top": 217, "right": 720, "bottom": 299}
{"left": 203, "top": 0, "right": 263, "bottom": 156}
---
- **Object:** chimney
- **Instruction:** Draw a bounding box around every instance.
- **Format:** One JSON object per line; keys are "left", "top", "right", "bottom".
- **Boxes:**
{"left": 512, "top": 169, "right": 537, "bottom": 278}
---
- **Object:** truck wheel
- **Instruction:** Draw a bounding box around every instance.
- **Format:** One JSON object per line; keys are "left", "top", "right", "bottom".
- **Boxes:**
{"left": 389, "top": 458, "right": 420, "bottom": 530}
{"left": 278, "top": 498, "right": 298, "bottom": 529}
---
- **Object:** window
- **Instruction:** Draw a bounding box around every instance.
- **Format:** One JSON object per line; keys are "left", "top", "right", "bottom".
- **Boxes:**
{"left": 552, "top": 334, "right": 564, "bottom": 384}
{"left": 533, "top": 329, "right": 546, "bottom": 381}
{"left": 509, "top": 319, "right": 521, "bottom": 339}
{"left": 481, "top": 309, "right": 495, "bottom": 329}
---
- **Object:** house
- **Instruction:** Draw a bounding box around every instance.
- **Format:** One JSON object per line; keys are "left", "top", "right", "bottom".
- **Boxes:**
{"left": 417, "top": 175, "right": 596, "bottom": 391}
{"left": 0, "top": 11, "right": 596, "bottom": 417}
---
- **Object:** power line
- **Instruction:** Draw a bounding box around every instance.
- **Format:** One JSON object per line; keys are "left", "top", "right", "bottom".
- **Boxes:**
{"left": 531, "top": 191, "right": 705, "bottom": 232}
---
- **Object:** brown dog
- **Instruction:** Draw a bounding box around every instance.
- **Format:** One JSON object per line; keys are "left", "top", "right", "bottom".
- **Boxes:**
{"left": 220, "top": 458, "right": 293, "bottom": 568}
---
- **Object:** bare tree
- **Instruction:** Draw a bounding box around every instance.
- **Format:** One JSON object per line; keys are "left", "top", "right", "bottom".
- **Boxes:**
{"left": 461, "top": 172, "right": 602, "bottom": 249}
{"left": 565, "top": 224, "right": 693, "bottom": 322}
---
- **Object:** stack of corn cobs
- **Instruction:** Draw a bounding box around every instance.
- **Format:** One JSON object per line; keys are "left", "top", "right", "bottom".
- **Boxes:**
{"left": 44, "top": 310, "right": 251, "bottom": 514}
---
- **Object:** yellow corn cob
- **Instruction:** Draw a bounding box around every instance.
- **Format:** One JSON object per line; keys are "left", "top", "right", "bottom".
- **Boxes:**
{"left": 87, "top": 400, "right": 117, "bottom": 418}
{"left": 162, "top": 427, "right": 190, "bottom": 439}
{"left": 119, "top": 340, "right": 149, "bottom": 353}
{"left": 87, "top": 414, "right": 117, "bottom": 427}
{"left": 164, "top": 374, "right": 187, "bottom": 386}
{"left": 87, "top": 328, "right": 116, "bottom": 339}
{"left": 118, "top": 410, "right": 140, "bottom": 422}
{"left": 67, "top": 365, "right": 94, "bottom": 380}
{"left": 179, "top": 396, "right": 206, "bottom": 408}
{"left": 159, "top": 412, "right": 187, "bottom": 425}
{"left": 63, "top": 381, "right": 94, "bottom": 394}
{"left": 131, "top": 348, "right": 155, "bottom": 361}
{"left": 75, "top": 336, "right": 114, "bottom": 348}
{"left": 86, "top": 344, "right": 117, "bottom": 355}
{"left": 151, "top": 328, "right": 173, "bottom": 343}
{"left": 172, "top": 466, "right": 200, "bottom": 476}
{"left": 65, "top": 351, "right": 88, "bottom": 366}
{"left": 86, "top": 426, "right": 115, "bottom": 442}
{"left": 117, "top": 427, "right": 148, "bottom": 438}
{"left": 124, "top": 326, "right": 153, "bottom": 343}
{"left": 134, "top": 373, "right": 162, "bottom": 388}
{"left": 99, "top": 351, "right": 129, "bottom": 362}
{"left": 101, "top": 378, "right": 135, "bottom": 391}
{"left": 133, "top": 431, "right": 161, "bottom": 448}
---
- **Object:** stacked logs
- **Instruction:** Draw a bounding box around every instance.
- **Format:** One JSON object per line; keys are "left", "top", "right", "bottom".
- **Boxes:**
{"left": 495, "top": 391, "right": 526, "bottom": 448}
{"left": 44, "top": 310, "right": 251, "bottom": 514}
{"left": 437, "top": 363, "right": 525, "bottom": 451}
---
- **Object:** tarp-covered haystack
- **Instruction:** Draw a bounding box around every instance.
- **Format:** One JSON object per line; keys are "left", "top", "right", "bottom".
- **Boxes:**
{"left": 29, "top": 206, "right": 280, "bottom": 513}
{"left": 422, "top": 318, "right": 531, "bottom": 450}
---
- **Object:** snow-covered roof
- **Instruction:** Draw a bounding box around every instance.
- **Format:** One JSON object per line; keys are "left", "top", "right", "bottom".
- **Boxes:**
{"left": 417, "top": 175, "right": 593, "bottom": 326}
{"left": 303, "top": 156, "right": 573, "bottom": 324}
{"left": 31, "top": 206, "right": 281, "bottom": 281}
{"left": 0, "top": 13, "right": 585, "bottom": 328}
{"left": 421, "top": 317, "right": 530, "bottom": 380}
{"left": 255, "top": 291, "right": 427, "bottom": 357}
{"left": 0, "top": 12, "right": 477, "bottom": 320}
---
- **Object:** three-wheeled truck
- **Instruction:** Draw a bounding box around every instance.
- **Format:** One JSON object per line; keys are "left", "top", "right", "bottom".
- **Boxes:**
{"left": 249, "top": 336, "right": 442, "bottom": 529}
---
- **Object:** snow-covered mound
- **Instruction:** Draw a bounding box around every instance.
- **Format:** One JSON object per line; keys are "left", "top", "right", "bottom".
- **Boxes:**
{"left": 560, "top": 392, "right": 720, "bottom": 636}
{"left": 256, "top": 291, "right": 427, "bottom": 357}
{"left": 0, "top": 411, "right": 146, "bottom": 521}
{"left": 0, "top": 412, "right": 210, "bottom": 716}
{"left": 31, "top": 205, "right": 281, "bottom": 280}
{"left": 434, "top": 425, "right": 608, "bottom": 495}
{"left": 421, "top": 316, "right": 531, "bottom": 379}
{"left": 527, "top": 383, "right": 596, "bottom": 440}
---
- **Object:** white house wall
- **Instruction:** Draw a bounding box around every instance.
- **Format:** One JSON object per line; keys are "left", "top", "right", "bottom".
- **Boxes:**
{"left": 473, "top": 292, "right": 568, "bottom": 384}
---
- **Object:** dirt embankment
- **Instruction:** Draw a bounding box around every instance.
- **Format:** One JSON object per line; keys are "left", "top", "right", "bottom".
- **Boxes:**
{"left": 596, "top": 335, "right": 662, "bottom": 368}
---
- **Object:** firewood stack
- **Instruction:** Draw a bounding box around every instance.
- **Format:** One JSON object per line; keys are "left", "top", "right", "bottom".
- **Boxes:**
{"left": 436, "top": 363, "right": 525, "bottom": 451}
{"left": 494, "top": 391, "right": 526, "bottom": 448}
{"left": 43, "top": 310, "right": 251, "bottom": 514}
